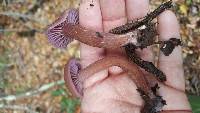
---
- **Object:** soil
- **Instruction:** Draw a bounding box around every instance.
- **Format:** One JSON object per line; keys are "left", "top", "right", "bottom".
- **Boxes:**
{"left": 0, "top": 0, "right": 199, "bottom": 113}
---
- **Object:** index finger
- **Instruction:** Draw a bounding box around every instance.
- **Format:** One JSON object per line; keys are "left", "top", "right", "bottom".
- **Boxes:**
{"left": 79, "top": 0, "right": 108, "bottom": 87}
{"left": 125, "top": 0, "right": 155, "bottom": 64}
{"left": 100, "top": 0, "right": 127, "bottom": 75}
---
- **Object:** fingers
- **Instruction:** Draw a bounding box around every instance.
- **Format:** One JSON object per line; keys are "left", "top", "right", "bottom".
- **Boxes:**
{"left": 159, "top": 83, "right": 191, "bottom": 110}
{"left": 79, "top": 0, "right": 104, "bottom": 67}
{"left": 157, "top": 10, "right": 185, "bottom": 91}
{"left": 125, "top": 0, "right": 154, "bottom": 63}
{"left": 100, "top": 0, "right": 127, "bottom": 31}
{"left": 126, "top": 0, "right": 149, "bottom": 20}
{"left": 100, "top": 0, "right": 127, "bottom": 74}
{"left": 79, "top": 0, "right": 108, "bottom": 87}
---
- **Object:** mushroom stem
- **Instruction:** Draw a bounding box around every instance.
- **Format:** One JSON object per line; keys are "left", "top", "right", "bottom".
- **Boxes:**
{"left": 79, "top": 55, "right": 150, "bottom": 93}
{"left": 62, "top": 23, "right": 138, "bottom": 49}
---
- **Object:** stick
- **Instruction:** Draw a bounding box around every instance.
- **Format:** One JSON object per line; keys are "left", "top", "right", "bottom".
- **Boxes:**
{"left": 0, "top": 80, "right": 64, "bottom": 102}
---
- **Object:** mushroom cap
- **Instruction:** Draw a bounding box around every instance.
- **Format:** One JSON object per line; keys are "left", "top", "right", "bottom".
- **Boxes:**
{"left": 46, "top": 9, "right": 79, "bottom": 48}
{"left": 64, "top": 58, "right": 83, "bottom": 98}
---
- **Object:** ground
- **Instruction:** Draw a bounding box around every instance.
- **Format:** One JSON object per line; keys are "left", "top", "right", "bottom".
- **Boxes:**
{"left": 0, "top": 0, "right": 199, "bottom": 113}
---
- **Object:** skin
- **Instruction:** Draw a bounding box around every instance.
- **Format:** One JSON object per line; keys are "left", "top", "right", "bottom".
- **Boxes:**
{"left": 78, "top": 0, "right": 192, "bottom": 113}
{"left": 79, "top": 55, "right": 150, "bottom": 93}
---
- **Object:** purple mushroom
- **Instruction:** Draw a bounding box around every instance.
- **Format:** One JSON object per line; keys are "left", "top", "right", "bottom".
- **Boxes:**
{"left": 46, "top": 9, "right": 79, "bottom": 48}
{"left": 64, "top": 58, "right": 83, "bottom": 97}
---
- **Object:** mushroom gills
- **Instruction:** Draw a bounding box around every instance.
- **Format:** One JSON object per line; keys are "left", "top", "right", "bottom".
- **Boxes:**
{"left": 64, "top": 58, "right": 83, "bottom": 97}
{"left": 46, "top": 9, "right": 79, "bottom": 48}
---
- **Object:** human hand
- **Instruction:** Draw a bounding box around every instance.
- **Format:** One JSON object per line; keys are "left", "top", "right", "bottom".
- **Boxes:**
{"left": 79, "top": 0, "right": 191, "bottom": 113}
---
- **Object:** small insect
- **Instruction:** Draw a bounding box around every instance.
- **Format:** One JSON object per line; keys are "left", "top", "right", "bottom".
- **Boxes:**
{"left": 96, "top": 32, "right": 103, "bottom": 38}
{"left": 90, "top": 4, "right": 94, "bottom": 7}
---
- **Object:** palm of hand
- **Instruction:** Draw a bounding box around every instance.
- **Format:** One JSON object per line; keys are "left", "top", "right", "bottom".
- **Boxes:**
{"left": 79, "top": 0, "right": 191, "bottom": 113}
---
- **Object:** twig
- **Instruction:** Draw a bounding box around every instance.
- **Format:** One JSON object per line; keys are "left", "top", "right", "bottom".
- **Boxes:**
{"left": 0, "top": 63, "right": 13, "bottom": 69}
{"left": 0, "top": 104, "right": 38, "bottom": 113}
{"left": 109, "top": 0, "right": 173, "bottom": 34}
{"left": 124, "top": 43, "right": 166, "bottom": 82}
{"left": 0, "top": 80, "right": 64, "bottom": 102}
{"left": 0, "top": 29, "right": 21, "bottom": 32}
{"left": 1, "top": 0, "right": 26, "bottom": 6}
{"left": 0, "top": 11, "right": 44, "bottom": 24}
{"left": 25, "top": 0, "right": 46, "bottom": 15}
{"left": 46, "top": 105, "right": 53, "bottom": 113}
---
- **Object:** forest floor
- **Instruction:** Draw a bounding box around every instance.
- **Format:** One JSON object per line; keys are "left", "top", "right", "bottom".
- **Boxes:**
{"left": 0, "top": 0, "right": 199, "bottom": 113}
